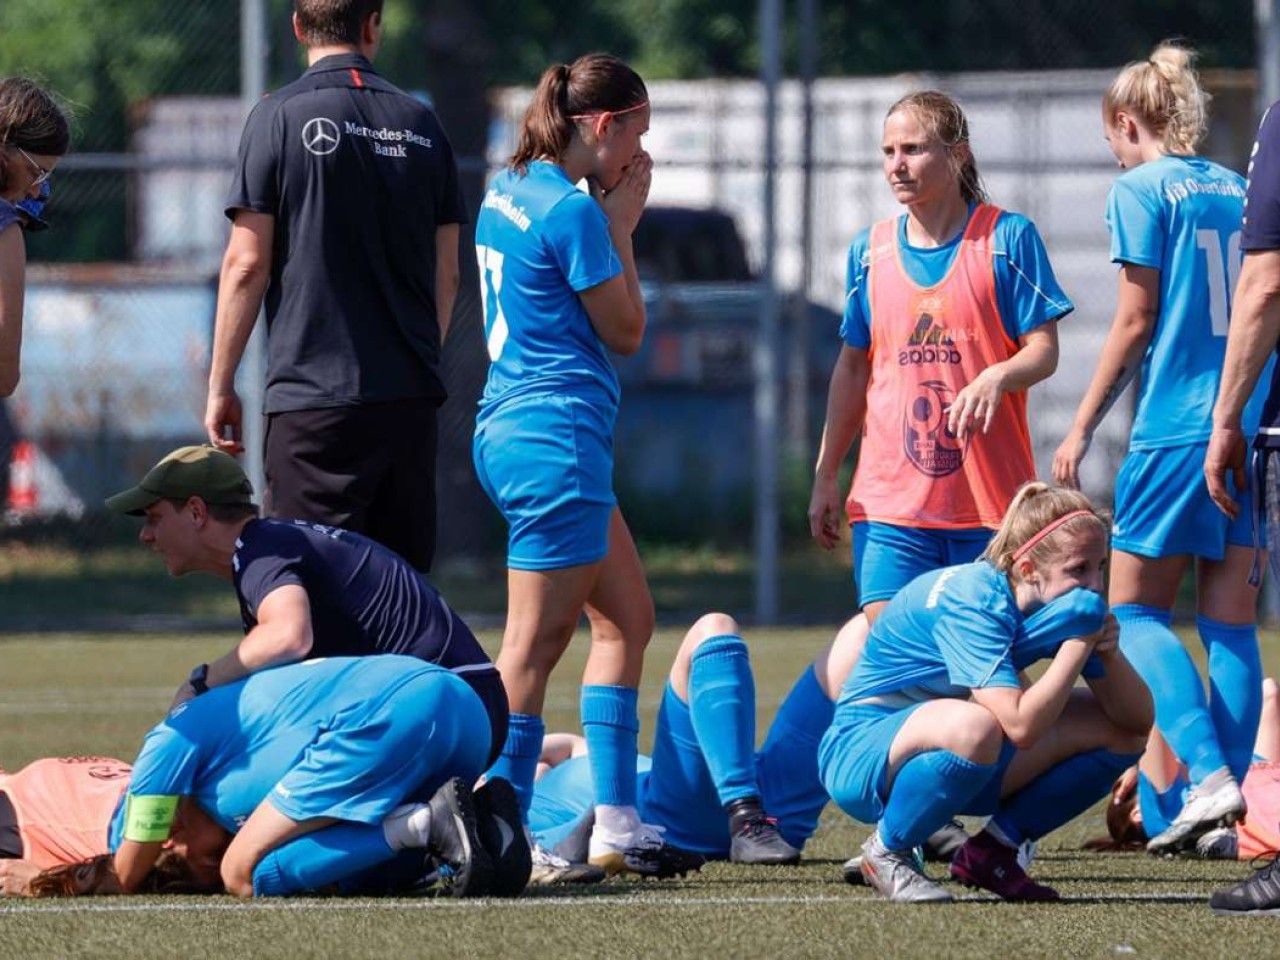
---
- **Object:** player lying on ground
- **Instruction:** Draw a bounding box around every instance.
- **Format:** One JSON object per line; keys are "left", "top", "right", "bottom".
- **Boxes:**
{"left": 528, "top": 612, "right": 868, "bottom": 869}
{"left": 1096, "top": 677, "right": 1280, "bottom": 862}
{"left": 104, "top": 445, "right": 510, "bottom": 769}
{"left": 0, "top": 756, "right": 231, "bottom": 897}
{"left": 820, "top": 482, "right": 1154, "bottom": 903}
{"left": 21, "top": 656, "right": 530, "bottom": 899}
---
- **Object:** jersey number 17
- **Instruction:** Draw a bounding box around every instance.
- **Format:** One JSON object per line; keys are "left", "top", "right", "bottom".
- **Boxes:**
{"left": 477, "top": 244, "right": 508, "bottom": 361}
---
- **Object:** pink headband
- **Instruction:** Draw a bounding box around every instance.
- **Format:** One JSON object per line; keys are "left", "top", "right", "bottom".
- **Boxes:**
{"left": 569, "top": 100, "right": 649, "bottom": 122}
{"left": 1011, "top": 510, "right": 1095, "bottom": 563}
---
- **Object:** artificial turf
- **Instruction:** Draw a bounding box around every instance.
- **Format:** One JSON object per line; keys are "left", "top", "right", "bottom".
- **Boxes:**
{"left": 2, "top": 627, "right": 1277, "bottom": 959}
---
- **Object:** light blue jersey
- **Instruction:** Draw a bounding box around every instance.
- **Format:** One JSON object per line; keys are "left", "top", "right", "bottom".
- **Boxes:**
{"left": 108, "top": 656, "right": 480, "bottom": 849}
{"left": 475, "top": 161, "right": 623, "bottom": 418}
{"left": 840, "top": 207, "right": 1072, "bottom": 349}
{"left": 1106, "top": 155, "right": 1272, "bottom": 448}
{"left": 839, "top": 562, "right": 1106, "bottom": 706}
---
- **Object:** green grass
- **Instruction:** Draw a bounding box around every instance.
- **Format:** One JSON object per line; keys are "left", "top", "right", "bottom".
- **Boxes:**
{"left": 0, "top": 543, "right": 858, "bottom": 627}
{"left": 3, "top": 627, "right": 1279, "bottom": 958}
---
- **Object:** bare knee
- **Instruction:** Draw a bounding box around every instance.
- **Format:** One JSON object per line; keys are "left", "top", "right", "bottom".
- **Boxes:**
{"left": 682, "top": 612, "right": 740, "bottom": 651}
{"left": 814, "top": 614, "right": 868, "bottom": 699}
{"left": 942, "top": 710, "right": 1004, "bottom": 765}
{"left": 671, "top": 612, "right": 742, "bottom": 696}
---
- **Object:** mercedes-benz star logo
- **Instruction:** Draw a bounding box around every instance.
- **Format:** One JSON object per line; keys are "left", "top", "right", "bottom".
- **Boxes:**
{"left": 302, "top": 117, "right": 340, "bottom": 156}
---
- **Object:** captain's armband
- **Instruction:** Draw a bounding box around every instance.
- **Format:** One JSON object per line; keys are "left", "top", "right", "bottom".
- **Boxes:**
{"left": 121, "top": 794, "right": 180, "bottom": 843}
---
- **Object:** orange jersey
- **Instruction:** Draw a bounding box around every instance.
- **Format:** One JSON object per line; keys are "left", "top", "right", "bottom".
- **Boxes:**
{"left": 1237, "top": 761, "right": 1280, "bottom": 860}
{"left": 847, "top": 204, "right": 1035, "bottom": 529}
{"left": 0, "top": 756, "right": 130, "bottom": 868}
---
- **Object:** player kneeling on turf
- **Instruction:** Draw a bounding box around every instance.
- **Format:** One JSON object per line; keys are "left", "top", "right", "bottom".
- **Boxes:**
{"left": 819, "top": 482, "right": 1153, "bottom": 903}
{"left": 25, "top": 657, "right": 527, "bottom": 899}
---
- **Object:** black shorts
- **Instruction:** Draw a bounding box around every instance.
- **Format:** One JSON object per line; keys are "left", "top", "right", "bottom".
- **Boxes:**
{"left": 264, "top": 398, "right": 439, "bottom": 572}
{"left": 456, "top": 667, "right": 509, "bottom": 770}
{"left": 0, "top": 790, "right": 21, "bottom": 858}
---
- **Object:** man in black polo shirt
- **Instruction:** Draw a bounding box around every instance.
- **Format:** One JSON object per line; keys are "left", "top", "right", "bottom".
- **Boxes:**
{"left": 204, "top": 0, "right": 464, "bottom": 572}
{"left": 1205, "top": 101, "right": 1280, "bottom": 916}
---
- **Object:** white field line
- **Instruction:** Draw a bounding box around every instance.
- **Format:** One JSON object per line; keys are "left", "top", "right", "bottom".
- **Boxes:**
{"left": 0, "top": 892, "right": 1208, "bottom": 915}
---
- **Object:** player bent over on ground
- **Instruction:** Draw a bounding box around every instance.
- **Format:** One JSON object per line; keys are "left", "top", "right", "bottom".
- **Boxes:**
{"left": 529, "top": 613, "right": 867, "bottom": 869}
{"left": 27, "top": 657, "right": 527, "bottom": 899}
{"left": 820, "top": 482, "right": 1153, "bottom": 903}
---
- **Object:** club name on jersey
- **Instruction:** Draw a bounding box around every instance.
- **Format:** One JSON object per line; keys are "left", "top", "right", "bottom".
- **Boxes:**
{"left": 483, "top": 189, "right": 532, "bottom": 232}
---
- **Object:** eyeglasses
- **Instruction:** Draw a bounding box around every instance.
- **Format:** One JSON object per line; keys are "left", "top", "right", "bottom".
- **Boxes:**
{"left": 13, "top": 146, "right": 52, "bottom": 187}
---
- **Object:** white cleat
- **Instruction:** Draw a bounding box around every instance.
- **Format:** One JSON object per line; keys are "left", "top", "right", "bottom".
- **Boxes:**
{"left": 1146, "top": 767, "right": 1245, "bottom": 856}
{"left": 858, "top": 831, "right": 953, "bottom": 903}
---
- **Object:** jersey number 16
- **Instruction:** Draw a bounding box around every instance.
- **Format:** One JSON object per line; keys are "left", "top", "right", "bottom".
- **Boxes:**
{"left": 1197, "top": 228, "right": 1242, "bottom": 337}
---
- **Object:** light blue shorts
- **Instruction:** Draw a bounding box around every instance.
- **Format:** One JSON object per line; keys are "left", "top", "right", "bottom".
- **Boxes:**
{"left": 530, "top": 683, "right": 829, "bottom": 859}
{"left": 474, "top": 393, "right": 616, "bottom": 571}
{"left": 1112, "top": 442, "right": 1255, "bottom": 560}
{"left": 852, "top": 521, "right": 992, "bottom": 607}
{"left": 818, "top": 700, "right": 1011, "bottom": 825}
{"left": 268, "top": 669, "right": 490, "bottom": 825}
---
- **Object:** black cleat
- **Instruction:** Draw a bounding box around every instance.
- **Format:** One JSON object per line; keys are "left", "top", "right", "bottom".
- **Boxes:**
{"left": 729, "top": 813, "right": 801, "bottom": 865}
{"left": 922, "top": 819, "right": 969, "bottom": 863}
{"left": 474, "top": 777, "right": 533, "bottom": 897}
{"left": 422, "top": 777, "right": 493, "bottom": 897}
{"left": 1210, "top": 858, "right": 1280, "bottom": 916}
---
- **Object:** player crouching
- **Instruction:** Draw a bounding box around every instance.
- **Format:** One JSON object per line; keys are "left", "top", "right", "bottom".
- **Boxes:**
{"left": 820, "top": 482, "right": 1153, "bottom": 903}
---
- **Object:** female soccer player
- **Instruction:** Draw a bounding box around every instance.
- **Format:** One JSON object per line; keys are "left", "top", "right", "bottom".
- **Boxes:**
{"left": 808, "top": 90, "right": 1070, "bottom": 621}
{"left": 820, "top": 482, "right": 1152, "bottom": 903}
{"left": 1053, "top": 43, "right": 1265, "bottom": 854}
{"left": 29, "top": 656, "right": 519, "bottom": 899}
{"left": 472, "top": 54, "right": 681, "bottom": 878}
{"left": 0, "top": 77, "right": 68, "bottom": 397}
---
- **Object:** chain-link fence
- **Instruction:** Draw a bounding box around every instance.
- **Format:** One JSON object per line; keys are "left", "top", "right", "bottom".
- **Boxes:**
{"left": 0, "top": 1, "right": 1269, "bottom": 624}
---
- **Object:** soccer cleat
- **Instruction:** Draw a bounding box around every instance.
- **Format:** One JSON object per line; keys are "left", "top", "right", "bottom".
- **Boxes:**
{"left": 588, "top": 821, "right": 705, "bottom": 879}
{"left": 726, "top": 799, "right": 801, "bottom": 865}
{"left": 949, "top": 831, "right": 1059, "bottom": 902}
{"left": 528, "top": 841, "right": 607, "bottom": 886}
{"left": 842, "top": 854, "right": 867, "bottom": 885}
{"left": 858, "top": 831, "right": 953, "bottom": 903}
{"left": 1209, "top": 857, "right": 1280, "bottom": 915}
{"left": 1195, "top": 826, "right": 1239, "bottom": 861}
{"left": 473, "top": 777, "right": 533, "bottom": 897}
{"left": 421, "top": 777, "right": 493, "bottom": 897}
{"left": 1146, "top": 767, "right": 1246, "bottom": 856}
{"left": 921, "top": 819, "right": 969, "bottom": 863}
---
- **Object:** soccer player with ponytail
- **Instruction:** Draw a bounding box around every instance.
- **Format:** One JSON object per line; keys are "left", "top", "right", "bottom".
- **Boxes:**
{"left": 809, "top": 91, "right": 1071, "bottom": 621}
{"left": 820, "top": 482, "right": 1151, "bottom": 903}
{"left": 1054, "top": 42, "right": 1267, "bottom": 854}
{"left": 473, "top": 54, "right": 697, "bottom": 882}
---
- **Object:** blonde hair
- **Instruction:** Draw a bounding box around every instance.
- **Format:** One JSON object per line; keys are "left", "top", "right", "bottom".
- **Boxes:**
{"left": 886, "top": 90, "right": 988, "bottom": 206}
{"left": 1104, "top": 41, "right": 1208, "bottom": 155}
{"left": 983, "top": 481, "right": 1109, "bottom": 575}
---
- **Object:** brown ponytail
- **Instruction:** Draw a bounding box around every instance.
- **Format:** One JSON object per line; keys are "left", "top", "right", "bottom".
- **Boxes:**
{"left": 510, "top": 53, "right": 646, "bottom": 174}
{"left": 887, "top": 90, "right": 988, "bottom": 206}
{"left": 0, "top": 76, "right": 70, "bottom": 194}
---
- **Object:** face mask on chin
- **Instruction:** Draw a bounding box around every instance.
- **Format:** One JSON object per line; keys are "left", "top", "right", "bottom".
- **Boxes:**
{"left": 15, "top": 180, "right": 50, "bottom": 231}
